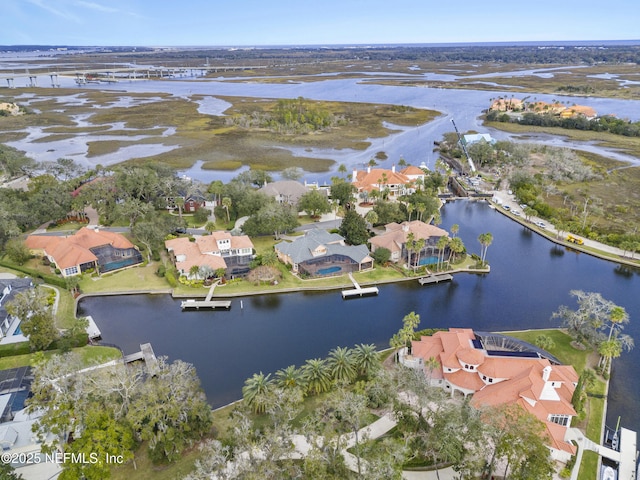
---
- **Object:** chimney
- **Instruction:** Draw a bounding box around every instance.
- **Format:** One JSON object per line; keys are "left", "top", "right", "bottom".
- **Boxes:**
{"left": 542, "top": 365, "right": 552, "bottom": 382}
{"left": 392, "top": 164, "right": 396, "bottom": 173}
{"left": 352, "top": 169, "right": 357, "bottom": 182}
{"left": 367, "top": 166, "right": 371, "bottom": 174}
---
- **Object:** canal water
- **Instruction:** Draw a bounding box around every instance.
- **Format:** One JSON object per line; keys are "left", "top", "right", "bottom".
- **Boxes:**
{"left": 78, "top": 200, "right": 640, "bottom": 433}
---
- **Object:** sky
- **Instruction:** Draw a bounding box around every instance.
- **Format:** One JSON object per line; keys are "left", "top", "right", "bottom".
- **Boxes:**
{"left": 2, "top": 0, "right": 639, "bottom": 47}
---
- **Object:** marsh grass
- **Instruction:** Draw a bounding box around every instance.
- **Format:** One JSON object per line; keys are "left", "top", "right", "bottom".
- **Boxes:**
{"left": 3, "top": 89, "right": 439, "bottom": 172}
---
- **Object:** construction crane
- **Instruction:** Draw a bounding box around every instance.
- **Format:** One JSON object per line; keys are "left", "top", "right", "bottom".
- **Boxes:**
{"left": 450, "top": 118, "right": 476, "bottom": 173}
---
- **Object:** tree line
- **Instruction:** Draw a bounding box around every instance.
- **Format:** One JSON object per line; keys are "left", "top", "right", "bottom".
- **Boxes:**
{"left": 487, "top": 110, "right": 640, "bottom": 137}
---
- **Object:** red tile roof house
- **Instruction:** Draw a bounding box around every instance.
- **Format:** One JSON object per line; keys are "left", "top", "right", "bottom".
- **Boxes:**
{"left": 399, "top": 328, "right": 579, "bottom": 463}
{"left": 165, "top": 232, "right": 255, "bottom": 279}
{"left": 369, "top": 220, "right": 449, "bottom": 266}
{"left": 25, "top": 227, "right": 143, "bottom": 277}
{"left": 351, "top": 165, "right": 426, "bottom": 199}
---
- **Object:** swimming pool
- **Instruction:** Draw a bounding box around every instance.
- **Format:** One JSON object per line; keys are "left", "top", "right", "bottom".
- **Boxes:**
{"left": 317, "top": 266, "right": 342, "bottom": 275}
{"left": 418, "top": 256, "right": 439, "bottom": 266}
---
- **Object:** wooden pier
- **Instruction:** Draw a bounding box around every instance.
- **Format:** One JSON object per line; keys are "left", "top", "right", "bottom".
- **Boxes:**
{"left": 181, "top": 280, "right": 232, "bottom": 310}
{"left": 123, "top": 343, "right": 159, "bottom": 375}
{"left": 341, "top": 273, "right": 379, "bottom": 299}
{"left": 418, "top": 273, "right": 453, "bottom": 285}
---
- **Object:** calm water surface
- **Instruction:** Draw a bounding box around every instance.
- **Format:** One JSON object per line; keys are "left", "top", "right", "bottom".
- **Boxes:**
{"left": 78, "top": 201, "right": 640, "bottom": 433}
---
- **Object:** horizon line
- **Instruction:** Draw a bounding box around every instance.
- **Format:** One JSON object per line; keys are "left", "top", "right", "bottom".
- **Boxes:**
{"left": 2, "top": 39, "right": 640, "bottom": 49}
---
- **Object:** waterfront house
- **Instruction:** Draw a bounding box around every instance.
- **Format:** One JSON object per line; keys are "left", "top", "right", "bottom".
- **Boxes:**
{"left": 369, "top": 220, "right": 449, "bottom": 266}
{"left": 25, "top": 227, "right": 142, "bottom": 277}
{"left": 399, "top": 328, "right": 578, "bottom": 461}
{"left": 259, "top": 180, "right": 310, "bottom": 206}
{"left": 165, "top": 231, "right": 254, "bottom": 279}
{"left": 352, "top": 165, "right": 426, "bottom": 199}
{"left": 274, "top": 228, "right": 373, "bottom": 278}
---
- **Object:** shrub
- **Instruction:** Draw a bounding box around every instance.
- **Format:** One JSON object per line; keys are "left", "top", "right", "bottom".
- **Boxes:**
{"left": 164, "top": 269, "right": 178, "bottom": 288}
{"left": 156, "top": 265, "right": 166, "bottom": 277}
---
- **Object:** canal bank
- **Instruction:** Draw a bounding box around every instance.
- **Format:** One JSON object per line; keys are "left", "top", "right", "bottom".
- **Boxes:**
{"left": 78, "top": 201, "right": 640, "bottom": 437}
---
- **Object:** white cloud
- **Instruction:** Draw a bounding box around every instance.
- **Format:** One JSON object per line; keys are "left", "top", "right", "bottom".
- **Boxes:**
{"left": 25, "top": 0, "right": 81, "bottom": 22}
{"left": 74, "top": 0, "right": 119, "bottom": 13}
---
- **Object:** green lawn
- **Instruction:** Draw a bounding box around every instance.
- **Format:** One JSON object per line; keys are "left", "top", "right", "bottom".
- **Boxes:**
{"left": 78, "top": 263, "right": 171, "bottom": 294}
{"left": 0, "top": 345, "right": 122, "bottom": 370}
{"left": 504, "top": 329, "right": 591, "bottom": 373}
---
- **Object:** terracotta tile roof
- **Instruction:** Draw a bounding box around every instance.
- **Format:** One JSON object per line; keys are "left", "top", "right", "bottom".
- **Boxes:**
{"left": 401, "top": 165, "right": 426, "bottom": 176}
{"left": 456, "top": 347, "right": 485, "bottom": 366}
{"left": 353, "top": 168, "right": 419, "bottom": 191}
{"left": 370, "top": 221, "right": 448, "bottom": 254}
{"left": 25, "top": 228, "right": 135, "bottom": 270}
{"left": 165, "top": 238, "right": 227, "bottom": 272}
{"left": 410, "top": 328, "right": 578, "bottom": 455}
{"left": 445, "top": 369, "right": 486, "bottom": 391}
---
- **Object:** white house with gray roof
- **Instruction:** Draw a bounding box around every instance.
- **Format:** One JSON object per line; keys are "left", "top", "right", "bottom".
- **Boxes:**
{"left": 275, "top": 229, "right": 373, "bottom": 278}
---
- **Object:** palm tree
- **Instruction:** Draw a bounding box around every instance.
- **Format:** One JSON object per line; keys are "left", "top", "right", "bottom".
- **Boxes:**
{"left": 416, "top": 203, "right": 426, "bottom": 222}
{"left": 413, "top": 238, "right": 425, "bottom": 270}
{"left": 607, "top": 306, "right": 629, "bottom": 341}
{"left": 448, "top": 237, "right": 465, "bottom": 263}
{"left": 275, "top": 365, "right": 306, "bottom": 391}
{"left": 302, "top": 358, "right": 332, "bottom": 395}
{"left": 352, "top": 343, "right": 379, "bottom": 379}
{"left": 327, "top": 346, "right": 356, "bottom": 383}
{"left": 406, "top": 232, "right": 415, "bottom": 266}
{"left": 221, "top": 196, "right": 232, "bottom": 223}
{"left": 478, "top": 232, "right": 493, "bottom": 264}
{"left": 175, "top": 197, "right": 185, "bottom": 220}
{"left": 406, "top": 203, "right": 414, "bottom": 222}
{"left": 364, "top": 210, "right": 378, "bottom": 229}
{"left": 451, "top": 224, "right": 459, "bottom": 238}
{"left": 204, "top": 221, "right": 216, "bottom": 234}
{"left": 199, "top": 265, "right": 214, "bottom": 280}
{"left": 436, "top": 236, "right": 449, "bottom": 271}
{"left": 598, "top": 339, "right": 622, "bottom": 373}
{"left": 189, "top": 264, "right": 200, "bottom": 279}
{"left": 242, "top": 372, "right": 273, "bottom": 413}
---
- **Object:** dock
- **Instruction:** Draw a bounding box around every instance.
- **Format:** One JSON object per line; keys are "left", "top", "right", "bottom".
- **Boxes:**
{"left": 181, "top": 280, "right": 232, "bottom": 310}
{"left": 341, "top": 273, "right": 379, "bottom": 299}
{"left": 418, "top": 273, "right": 453, "bottom": 285}
{"left": 84, "top": 315, "right": 101, "bottom": 340}
{"left": 123, "top": 343, "right": 159, "bottom": 376}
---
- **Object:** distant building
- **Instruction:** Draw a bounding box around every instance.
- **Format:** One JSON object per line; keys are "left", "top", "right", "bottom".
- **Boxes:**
{"left": 352, "top": 165, "right": 426, "bottom": 199}
{"left": 25, "top": 227, "right": 143, "bottom": 277}
{"left": 165, "top": 232, "right": 254, "bottom": 279}
{"left": 462, "top": 133, "right": 495, "bottom": 145}
{"left": 400, "top": 328, "right": 578, "bottom": 462}
{"left": 259, "top": 180, "right": 310, "bottom": 206}
{"left": 275, "top": 228, "right": 373, "bottom": 278}
{"left": 0, "top": 278, "right": 33, "bottom": 343}
{"left": 369, "top": 221, "right": 449, "bottom": 265}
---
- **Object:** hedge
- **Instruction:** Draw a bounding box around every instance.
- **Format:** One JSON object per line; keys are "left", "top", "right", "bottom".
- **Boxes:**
{"left": 0, "top": 260, "right": 67, "bottom": 288}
